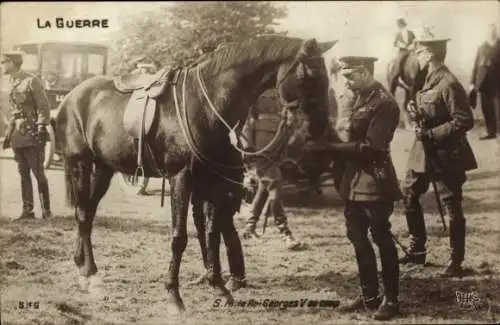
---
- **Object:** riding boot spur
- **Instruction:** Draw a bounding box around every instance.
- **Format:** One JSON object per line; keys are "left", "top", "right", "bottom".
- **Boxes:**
{"left": 400, "top": 193, "right": 427, "bottom": 264}
{"left": 442, "top": 198, "right": 466, "bottom": 277}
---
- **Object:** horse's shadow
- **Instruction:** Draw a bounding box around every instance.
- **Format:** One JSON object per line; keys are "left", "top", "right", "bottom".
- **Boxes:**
{"left": 466, "top": 169, "right": 500, "bottom": 182}
{"left": 250, "top": 269, "right": 358, "bottom": 293}
{"left": 249, "top": 268, "right": 500, "bottom": 322}
{"left": 0, "top": 214, "right": 172, "bottom": 236}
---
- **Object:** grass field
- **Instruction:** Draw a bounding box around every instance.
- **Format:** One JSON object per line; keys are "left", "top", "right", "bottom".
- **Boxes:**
{"left": 1, "top": 126, "right": 499, "bottom": 325}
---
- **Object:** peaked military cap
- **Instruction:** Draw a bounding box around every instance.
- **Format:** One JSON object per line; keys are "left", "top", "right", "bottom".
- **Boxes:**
{"left": 1, "top": 51, "right": 24, "bottom": 65}
{"left": 338, "top": 56, "right": 378, "bottom": 75}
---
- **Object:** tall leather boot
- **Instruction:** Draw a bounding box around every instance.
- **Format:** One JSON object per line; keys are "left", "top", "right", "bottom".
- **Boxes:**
{"left": 242, "top": 183, "right": 268, "bottom": 239}
{"left": 400, "top": 196, "right": 427, "bottom": 264}
{"left": 17, "top": 166, "right": 35, "bottom": 220}
{"left": 442, "top": 199, "right": 466, "bottom": 277}
{"left": 39, "top": 179, "right": 52, "bottom": 219}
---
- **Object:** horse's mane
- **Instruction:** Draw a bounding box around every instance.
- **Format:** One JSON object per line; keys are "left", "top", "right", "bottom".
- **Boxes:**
{"left": 198, "top": 35, "right": 305, "bottom": 75}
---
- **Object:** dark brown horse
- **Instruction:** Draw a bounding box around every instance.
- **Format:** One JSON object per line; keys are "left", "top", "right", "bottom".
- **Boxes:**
{"left": 55, "top": 35, "right": 336, "bottom": 313}
{"left": 387, "top": 52, "right": 427, "bottom": 129}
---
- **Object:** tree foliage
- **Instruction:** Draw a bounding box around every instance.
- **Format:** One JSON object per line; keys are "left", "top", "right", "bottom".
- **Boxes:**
{"left": 108, "top": 2, "right": 288, "bottom": 75}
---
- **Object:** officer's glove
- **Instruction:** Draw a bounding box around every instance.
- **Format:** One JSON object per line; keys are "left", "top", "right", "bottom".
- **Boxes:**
{"left": 406, "top": 100, "right": 420, "bottom": 123}
{"left": 413, "top": 126, "right": 432, "bottom": 142}
{"left": 37, "top": 124, "right": 50, "bottom": 143}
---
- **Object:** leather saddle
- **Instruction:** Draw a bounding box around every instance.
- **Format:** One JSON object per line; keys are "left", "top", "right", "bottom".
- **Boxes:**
{"left": 113, "top": 68, "right": 180, "bottom": 180}
{"left": 114, "top": 68, "right": 174, "bottom": 98}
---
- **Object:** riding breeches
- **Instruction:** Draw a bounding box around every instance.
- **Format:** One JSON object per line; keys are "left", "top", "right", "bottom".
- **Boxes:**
{"left": 344, "top": 200, "right": 399, "bottom": 302}
{"left": 402, "top": 170, "right": 467, "bottom": 263}
{"left": 245, "top": 176, "right": 291, "bottom": 235}
{"left": 13, "top": 145, "right": 51, "bottom": 214}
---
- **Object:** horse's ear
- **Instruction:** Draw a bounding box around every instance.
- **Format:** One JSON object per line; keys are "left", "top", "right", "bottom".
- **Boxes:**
{"left": 318, "top": 40, "right": 338, "bottom": 54}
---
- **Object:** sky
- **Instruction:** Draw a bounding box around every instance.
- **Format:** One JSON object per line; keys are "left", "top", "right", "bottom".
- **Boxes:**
{"left": 1, "top": 1, "right": 499, "bottom": 80}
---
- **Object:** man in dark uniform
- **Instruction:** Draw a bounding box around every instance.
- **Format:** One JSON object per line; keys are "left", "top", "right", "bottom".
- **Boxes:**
{"left": 1, "top": 51, "right": 52, "bottom": 220}
{"left": 399, "top": 29, "right": 478, "bottom": 277}
{"left": 240, "top": 104, "right": 302, "bottom": 251}
{"left": 308, "top": 56, "right": 402, "bottom": 320}
{"left": 393, "top": 18, "right": 416, "bottom": 82}
{"left": 470, "top": 23, "right": 500, "bottom": 140}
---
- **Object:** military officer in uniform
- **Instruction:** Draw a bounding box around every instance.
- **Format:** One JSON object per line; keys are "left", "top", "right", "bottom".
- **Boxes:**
{"left": 308, "top": 56, "right": 402, "bottom": 320}
{"left": 470, "top": 23, "right": 500, "bottom": 140}
{"left": 399, "top": 29, "right": 478, "bottom": 278}
{"left": 1, "top": 51, "right": 52, "bottom": 220}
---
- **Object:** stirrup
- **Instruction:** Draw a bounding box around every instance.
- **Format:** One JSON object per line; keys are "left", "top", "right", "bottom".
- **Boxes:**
{"left": 132, "top": 166, "right": 145, "bottom": 186}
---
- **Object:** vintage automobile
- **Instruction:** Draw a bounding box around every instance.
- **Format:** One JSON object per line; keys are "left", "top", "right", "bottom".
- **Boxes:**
{"left": 1, "top": 41, "right": 109, "bottom": 168}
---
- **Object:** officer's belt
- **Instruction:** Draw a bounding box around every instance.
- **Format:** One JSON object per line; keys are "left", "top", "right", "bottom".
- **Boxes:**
{"left": 12, "top": 111, "right": 27, "bottom": 120}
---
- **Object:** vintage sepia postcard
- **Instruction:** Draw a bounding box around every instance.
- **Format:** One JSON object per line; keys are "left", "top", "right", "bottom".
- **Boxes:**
{"left": 1, "top": 1, "right": 499, "bottom": 324}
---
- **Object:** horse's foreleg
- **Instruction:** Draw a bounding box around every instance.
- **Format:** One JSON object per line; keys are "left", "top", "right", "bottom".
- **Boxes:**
{"left": 205, "top": 201, "right": 234, "bottom": 304}
{"left": 186, "top": 192, "right": 211, "bottom": 286}
{"left": 165, "top": 168, "right": 191, "bottom": 314}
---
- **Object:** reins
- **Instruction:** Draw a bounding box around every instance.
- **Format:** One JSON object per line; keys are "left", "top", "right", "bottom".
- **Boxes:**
{"left": 170, "top": 47, "right": 322, "bottom": 186}
{"left": 172, "top": 61, "right": 299, "bottom": 172}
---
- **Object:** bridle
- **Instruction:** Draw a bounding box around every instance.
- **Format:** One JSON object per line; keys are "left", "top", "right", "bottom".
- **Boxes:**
{"left": 171, "top": 42, "right": 325, "bottom": 184}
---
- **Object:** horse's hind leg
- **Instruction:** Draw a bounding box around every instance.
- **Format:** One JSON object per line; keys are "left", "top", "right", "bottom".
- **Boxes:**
{"left": 67, "top": 153, "right": 95, "bottom": 288}
{"left": 79, "top": 161, "right": 114, "bottom": 293}
{"left": 165, "top": 167, "right": 191, "bottom": 314}
{"left": 186, "top": 192, "right": 211, "bottom": 286}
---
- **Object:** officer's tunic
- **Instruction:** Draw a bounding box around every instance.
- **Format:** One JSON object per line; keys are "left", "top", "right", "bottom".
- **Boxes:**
{"left": 337, "top": 81, "right": 403, "bottom": 202}
{"left": 8, "top": 70, "right": 51, "bottom": 148}
{"left": 403, "top": 65, "right": 477, "bottom": 197}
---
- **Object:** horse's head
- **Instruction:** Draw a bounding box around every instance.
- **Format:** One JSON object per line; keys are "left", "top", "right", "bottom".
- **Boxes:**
{"left": 276, "top": 38, "right": 337, "bottom": 141}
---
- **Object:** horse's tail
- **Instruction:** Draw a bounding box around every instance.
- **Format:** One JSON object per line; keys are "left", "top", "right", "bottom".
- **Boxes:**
{"left": 54, "top": 94, "right": 75, "bottom": 208}
{"left": 64, "top": 156, "right": 76, "bottom": 208}
{"left": 55, "top": 79, "right": 99, "bottom": 208}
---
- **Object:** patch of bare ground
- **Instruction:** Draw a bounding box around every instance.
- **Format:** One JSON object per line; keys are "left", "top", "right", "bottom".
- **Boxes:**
{"left": 1, "top": 127, "right": 498, "bottom": 324}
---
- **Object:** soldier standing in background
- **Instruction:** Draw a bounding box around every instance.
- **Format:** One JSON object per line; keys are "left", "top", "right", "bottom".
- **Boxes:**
{"left": 399, "top": 29, "right": 478, "bottom": 277}
{"left": 1, "top": 51, "right": 52, "bottom": 220}
{"left": 240, "top": 105, "right": 302, "bottom": 251}
{"left": 470, "top": 23, "right": 500, "bottom": 140}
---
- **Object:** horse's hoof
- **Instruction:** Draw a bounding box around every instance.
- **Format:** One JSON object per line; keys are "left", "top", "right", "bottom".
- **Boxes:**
{"left": 186, "top": 272, "right": 210, "bottom": 287}
{"left": 215, "top": 284, "right": 234, "bottom": 305}
{"left": 88, "top": 275, "right": 107, "bottom": 300}
{"left": 166, "top": 289, "right": 186, "bottom": 315}
{"left": 78, "top": 275, "right": 89, "bottom": 292}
